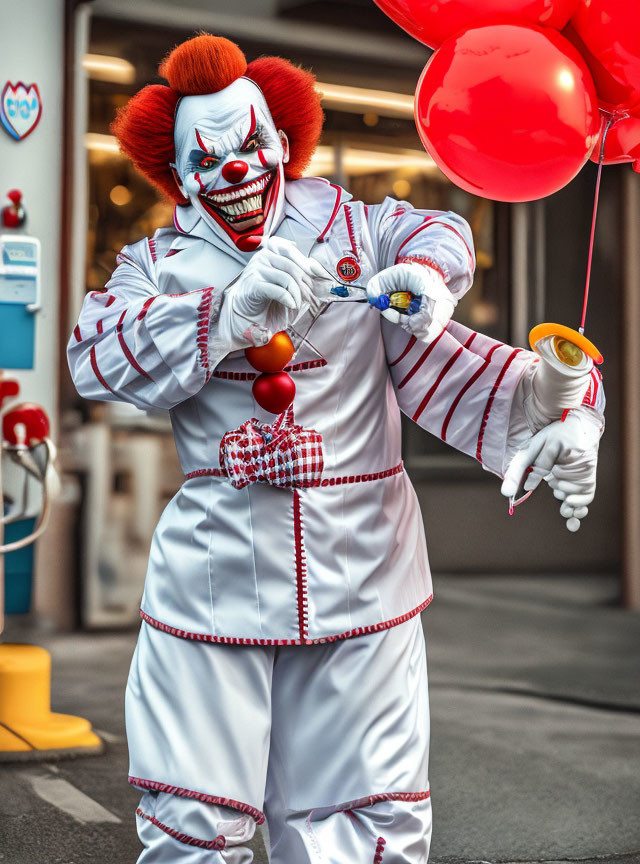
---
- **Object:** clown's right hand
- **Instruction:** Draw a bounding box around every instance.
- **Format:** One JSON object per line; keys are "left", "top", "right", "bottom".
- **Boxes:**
{"left": 221, "top": 237, "right": 328, "bottom": 348}
{"left": 367, "top": 262, "right": 456, "bottom": 344}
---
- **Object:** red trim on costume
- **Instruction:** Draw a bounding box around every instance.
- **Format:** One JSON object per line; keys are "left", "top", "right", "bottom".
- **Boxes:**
{"left": 129, "top": 777, "right": 265, "bottom": 825}
{"left": 338, "top": 791, "right": 431, "bottom": 812}
{"left": 374, "top": 837, "right": 387, "bottom": 864}
{"left": 388, "top": 335, "right": 416, "bottom": 368}
{"left": 397, "top": 329, "right": 446, "bottom": 389}
{"left": 316, "top": 181, "right": 343, "bottom": 243}
{"left": 116, "top": 311, "right": 151, "bottom": 380}
{"left": 137, "top": 296, "right": 158, "bottom": 321}
{"left": 148, "top": 238, "right": 157, "bottom": 263}
{"left": 90, "top": 346, "right": 116, "bottom": 396}
{"left": 561, "top": 408, "right": 570, "bottom": 422}
{"left": 396, "top": 254, "right": 446, "bottom": 282}
{"left": 138, "top": 595, "right": 433, "bottom": 647}
{"left": 476, "top": 348, "right": 523, "bottom": 462}
{"left": 427, "top": 220, "right": 475, "bottom": 271}
{"left": 213, "top": 358, "right": 327, "bottom": 381}
{"left": 165, "top": 248, "right": 181, "bottom": 258}
{"left": 344, "top": 204, "right": 358, "bottom": 256}
{"left": 184, "top": 461, "right": 404, "bottom": 486}
{"left": 441, "top": 345, "right": 499, "bottom": 442}
{"left": 73, "top": 325, "right": 82, "bottom": 342}
{"left": 96, "top": 319, "right": 104, "bottom": 335}
{"left": 463, "top": 332, "right": 476, "bottom": 350}
{"left": 394, "top": 217, "right": 434, "bottom": 263}
{"left": 412, "top": 347, "right": 463, "bottom": 423}
{"left": 90, "top": 291, "right": 116, "bottom": 307}
{"left": 293, "top": 489, "right": 309, "bottom": 642}
{"left": 136, "top": 809, "right": 226, "bottom": 851}
{"left": 173, "top": 207, "right": 186, "bottom": 234}
{"left": 196, "top": 289, "right": 214, "bottom": 382}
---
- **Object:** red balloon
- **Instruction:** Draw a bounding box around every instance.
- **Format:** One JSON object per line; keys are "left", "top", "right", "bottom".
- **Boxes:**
{"left": 3, "top": 402, "right": 50, "bottom": 446}
{"left": 565, "top": 0, "right": 640, "bottom": 112}
{"left": 252, "top": 372, "right": 295, "bottom": 414}
{"left": 374, "top": 0, "right": 580, "bottom": 49}
{"left": 414, "top": 24, "right": 599, "bottom": 202}
{"left": 590, "top": 110, "right": 640, "bottom": 166}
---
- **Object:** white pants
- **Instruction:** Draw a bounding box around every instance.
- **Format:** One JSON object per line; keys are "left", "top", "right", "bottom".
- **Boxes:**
{"left": 127, "top": 616, "right": 431, "bottom": 862}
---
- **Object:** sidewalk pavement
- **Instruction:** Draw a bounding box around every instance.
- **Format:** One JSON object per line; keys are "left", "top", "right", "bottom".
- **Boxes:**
{"left": 1, "top": 574, "right": 639, "bottom": 864}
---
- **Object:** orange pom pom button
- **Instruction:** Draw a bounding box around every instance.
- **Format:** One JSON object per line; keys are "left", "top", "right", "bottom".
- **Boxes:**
{"left": 246, "top": 331, "right": 295, "bottom": 373}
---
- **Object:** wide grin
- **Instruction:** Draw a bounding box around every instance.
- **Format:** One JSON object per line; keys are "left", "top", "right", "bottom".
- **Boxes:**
{"left": 200, "top": 170, "right": 275, "bottom": 231}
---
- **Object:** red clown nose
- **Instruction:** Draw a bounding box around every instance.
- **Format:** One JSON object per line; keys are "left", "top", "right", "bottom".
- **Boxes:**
{"left": 222, "top": 160, "right": 249, "bottom": 183}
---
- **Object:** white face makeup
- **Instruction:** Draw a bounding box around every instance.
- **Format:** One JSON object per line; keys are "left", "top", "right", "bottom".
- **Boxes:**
{"left": 172, "top": 78, "right": 288, "bottom": 252}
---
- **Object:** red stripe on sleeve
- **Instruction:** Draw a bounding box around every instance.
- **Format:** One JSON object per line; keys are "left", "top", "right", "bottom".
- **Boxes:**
{"left": 389, "top": 335, "right": 416, "bottom": 367}
{"left": 475, "top": 349, "right": 522, "bottom": 462}
{"left": 412, "top": 347, "right": 463, "bottom": 422}
{"left": 73, "top": 324, "right": 82, "bottom": 342}
{"left": 397, "top": 329, "right": 445, "bottom": 389}
{"left": 394, "top": 217, "right": 435, "bottom": 263}
{"left": 441, "top": 345, "right": 499, "bottom": 442}
{"left": 90, "top": 345, "right": 116, "bottom": 396}
{"left": 116, "top": 312, "right": 151, "bottom": 380}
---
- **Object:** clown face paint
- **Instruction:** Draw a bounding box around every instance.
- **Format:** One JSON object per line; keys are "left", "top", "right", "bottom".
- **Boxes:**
{"left": 173, "top": 78, "right": 287, "bottom": 253}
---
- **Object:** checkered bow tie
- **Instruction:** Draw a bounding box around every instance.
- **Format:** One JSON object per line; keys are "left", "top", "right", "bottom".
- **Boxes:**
{"left": 219, "top": 407, "right": 324, "bottom": 490}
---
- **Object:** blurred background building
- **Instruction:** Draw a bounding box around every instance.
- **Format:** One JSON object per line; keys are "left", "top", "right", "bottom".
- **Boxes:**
{"left": 1, "top": 0, "right": 638, "bottom": 633}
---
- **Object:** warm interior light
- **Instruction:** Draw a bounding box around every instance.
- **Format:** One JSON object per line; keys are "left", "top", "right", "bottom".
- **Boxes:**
{"left": 83, "top": 54, "right": 136, "bottom": 84}
{"left": 85, "top": 133, "right": 121, "bottom": 153}
{"left": 305, "top": 145, "right": 438, "bottom": 177}
{"left": 393, "top": 179, "right": 412, "bottom": 198}
{"left": 110, "top": 185, "right": 132, "bottom": 206}
{"left": 316, "top": 82, "right": 414, "bottom": 118}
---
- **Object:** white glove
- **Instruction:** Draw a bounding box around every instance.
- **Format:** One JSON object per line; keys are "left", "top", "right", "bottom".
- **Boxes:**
{"left": 220, "top": 237, "right": 327, "bottom": 348}
{"left": 501, "top": 409, "right": 602, "bottom": 532}
{"left": 367, "top": 262, "right": 456, "bottom": 342}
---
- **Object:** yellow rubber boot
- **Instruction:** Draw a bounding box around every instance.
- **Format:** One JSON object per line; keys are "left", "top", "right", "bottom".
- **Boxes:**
{"left": 0, "top": 643, "right": 102, "bottom": 760}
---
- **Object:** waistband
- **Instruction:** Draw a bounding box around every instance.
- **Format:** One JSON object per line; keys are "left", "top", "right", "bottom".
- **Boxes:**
{"left": 183, "top": 461, "right": 404, "bottom": 487}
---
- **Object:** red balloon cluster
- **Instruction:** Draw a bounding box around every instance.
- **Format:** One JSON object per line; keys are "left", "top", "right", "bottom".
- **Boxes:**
{"left": 375, "top": 0, "right": 640, "bottom": 199}
{"left": 245, "top": 331, "right": 296, "bottom": 414}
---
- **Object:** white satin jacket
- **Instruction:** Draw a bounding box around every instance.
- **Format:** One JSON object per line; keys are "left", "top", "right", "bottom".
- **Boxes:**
{"left": 68, "top": 178, "right": 538, "bottom": 644}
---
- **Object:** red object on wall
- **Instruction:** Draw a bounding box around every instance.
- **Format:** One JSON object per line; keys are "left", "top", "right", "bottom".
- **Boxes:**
{"left": 252, "top": 372, "right": 296, "bottom": 414}
{"left": 414, "top": 24, "right": 599, "bottom": 202}
{"left": 2, "top": 403, "right": 50, "bottom": 446}
{"left": 2, "top": 188, "right": 26, "bottom": 228}
{"left": 373, "top": 0, "right": 580, "bottom": 49}
{"left": 0, "top": 379, "right": 20, "bottom": 409}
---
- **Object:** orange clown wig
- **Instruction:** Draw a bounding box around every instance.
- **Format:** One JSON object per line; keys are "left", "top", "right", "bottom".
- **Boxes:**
{"left": 111, "top": 34, "right": 324, "bottom": 205}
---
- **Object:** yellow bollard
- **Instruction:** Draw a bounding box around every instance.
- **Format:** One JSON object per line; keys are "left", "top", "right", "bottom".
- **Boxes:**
{"left": 0, "top": 643, "right": 102, "bottom": 759}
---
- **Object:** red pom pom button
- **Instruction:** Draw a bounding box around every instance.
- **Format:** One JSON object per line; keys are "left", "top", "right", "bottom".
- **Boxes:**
{"left": 252, "top": 372, "right": 295, "bottom": 414}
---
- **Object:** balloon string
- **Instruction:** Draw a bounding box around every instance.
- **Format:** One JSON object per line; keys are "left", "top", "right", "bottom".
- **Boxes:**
{"left": 579, "top": 112, "right": 616, "bottom": 335}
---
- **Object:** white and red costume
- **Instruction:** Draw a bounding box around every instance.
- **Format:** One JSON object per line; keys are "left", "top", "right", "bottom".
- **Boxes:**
{"left": 68, "top": 35, "right": 604, "bottom": 863}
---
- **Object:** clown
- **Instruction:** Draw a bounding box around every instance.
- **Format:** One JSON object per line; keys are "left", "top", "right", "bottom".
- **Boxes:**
{"left": 68, "top": 35, "right": 604, "bottom": 863}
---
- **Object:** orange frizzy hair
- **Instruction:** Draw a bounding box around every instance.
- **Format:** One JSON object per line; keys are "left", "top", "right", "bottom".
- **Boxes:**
{"left": 111, "top": 34, "right": 324, "bottom": 205}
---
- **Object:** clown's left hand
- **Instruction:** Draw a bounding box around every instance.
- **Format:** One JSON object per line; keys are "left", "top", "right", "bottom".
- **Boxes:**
{"left": 501, "top": 409, "right": 602, "bottom": 532}
{"left": 367, "top": 262, "right": 456, "bottom": 343}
